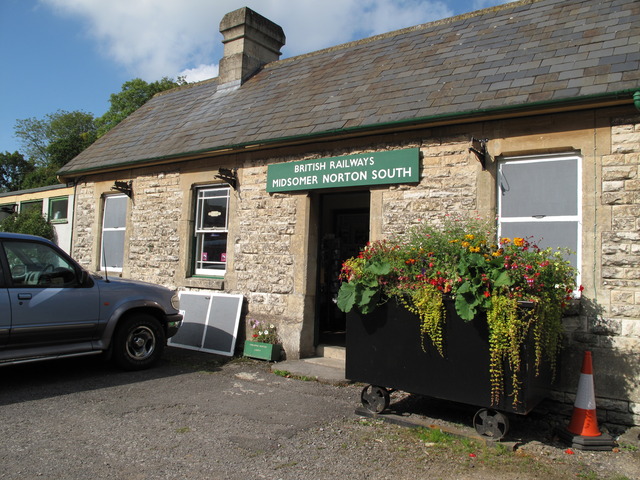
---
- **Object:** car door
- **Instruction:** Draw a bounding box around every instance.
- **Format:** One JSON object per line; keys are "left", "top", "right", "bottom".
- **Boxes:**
{"left": 0, "top": 260, "right": 9, "bottom": 346}
{"left": 2, "top": 238, "right": 100, "bottom": 347}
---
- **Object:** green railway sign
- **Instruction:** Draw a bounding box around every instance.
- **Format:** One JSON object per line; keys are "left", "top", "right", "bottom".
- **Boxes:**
{"left": 266, "top": 148, "right": 420, "bottom": 193}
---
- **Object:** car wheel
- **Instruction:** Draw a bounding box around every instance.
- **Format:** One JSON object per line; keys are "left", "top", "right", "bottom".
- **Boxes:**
{"left": 113, "top": 314, "right": 166, "bottom": 370}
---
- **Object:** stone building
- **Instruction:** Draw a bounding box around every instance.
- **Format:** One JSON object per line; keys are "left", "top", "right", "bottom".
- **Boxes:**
{"left": 58, "top": 0, "right": 640, "bottom": 427}
{"left": 0, "top": 184, "right": 75, "bottom": 253}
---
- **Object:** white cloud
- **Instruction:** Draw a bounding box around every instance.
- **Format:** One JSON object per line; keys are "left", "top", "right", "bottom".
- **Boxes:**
{"left": 39, "top": 0, "right": 509, "bottom": 82}
{"left": 180, "top": 64, "right": 219, "bottom": 83}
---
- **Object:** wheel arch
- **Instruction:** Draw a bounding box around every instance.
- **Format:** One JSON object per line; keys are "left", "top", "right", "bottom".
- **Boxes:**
{"left": 100, "top": 302, "right": 169, "bottom": 350}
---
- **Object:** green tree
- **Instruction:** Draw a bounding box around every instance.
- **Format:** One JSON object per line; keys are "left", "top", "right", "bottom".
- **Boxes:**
{"left": 9, "top": 76, "right": 185, "bottom": 191}
{"left": 15, "top": 110, "right": 97, "bottom": 168}
{"left": 20, "top": 165, "right": 61, "bottom": 190}
{"left": 0, "top": 209, "right": 55, "bottom": 241}
{"left": 96, "top": 76, "right": 185, "bottom": 137}
{"left": 0, "top": 151, "right": 35, "bottom": 192}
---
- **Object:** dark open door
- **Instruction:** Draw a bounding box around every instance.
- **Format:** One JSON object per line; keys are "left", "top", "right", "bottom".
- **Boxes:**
{"left": 316, "top": 192, "right": 370, "bottom": 346}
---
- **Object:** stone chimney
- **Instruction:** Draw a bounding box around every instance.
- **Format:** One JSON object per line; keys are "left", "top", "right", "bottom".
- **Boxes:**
{"left": 218, "top": 7, "right": 286, "bottom": 86}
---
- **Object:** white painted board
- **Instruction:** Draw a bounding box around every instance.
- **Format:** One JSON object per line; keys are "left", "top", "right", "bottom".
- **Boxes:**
{"left": 169, "top": 291, "right": 243, "bottom": 356}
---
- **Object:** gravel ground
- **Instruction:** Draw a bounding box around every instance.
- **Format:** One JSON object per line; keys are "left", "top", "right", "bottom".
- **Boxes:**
{"left": 0, "top": 347, "right": 638, "bottom": 480}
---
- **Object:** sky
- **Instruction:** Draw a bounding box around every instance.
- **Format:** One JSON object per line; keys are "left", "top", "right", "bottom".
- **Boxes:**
{"left": 0, "top": 0, "right": 515, "bottom": 156}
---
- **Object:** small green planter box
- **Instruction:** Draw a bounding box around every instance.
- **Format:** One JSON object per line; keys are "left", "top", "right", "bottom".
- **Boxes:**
{"left": 244, "top": 340, "right": 282, "bottom": 361}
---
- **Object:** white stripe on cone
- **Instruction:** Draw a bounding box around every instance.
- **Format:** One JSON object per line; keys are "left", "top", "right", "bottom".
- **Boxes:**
{"left": 566, "top": 350, "right": 601, "bottom": 437}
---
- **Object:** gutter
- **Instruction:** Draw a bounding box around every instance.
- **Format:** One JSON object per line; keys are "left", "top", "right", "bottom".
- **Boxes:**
{"left": 58, "top": 87, "right": 640, "bottom": 179}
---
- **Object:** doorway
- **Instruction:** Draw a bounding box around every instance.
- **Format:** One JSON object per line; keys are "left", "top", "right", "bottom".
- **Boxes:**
{"left": 316, "top": 191, "right": 370, "bottom": 346}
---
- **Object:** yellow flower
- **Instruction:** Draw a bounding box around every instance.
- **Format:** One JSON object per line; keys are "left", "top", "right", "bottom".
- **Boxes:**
{"left": 514, "top": 237, "right": 524, "bottom": 247}
{"left": 465, "top": 234, "right": 475, "bottom": 240}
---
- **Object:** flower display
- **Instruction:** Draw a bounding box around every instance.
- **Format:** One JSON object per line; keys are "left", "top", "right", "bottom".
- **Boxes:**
{"left": 248, "top": 319, "right": 279, "bottom": 344}
{"left": 337, "top": 214, "right": 579, "bottom": 407}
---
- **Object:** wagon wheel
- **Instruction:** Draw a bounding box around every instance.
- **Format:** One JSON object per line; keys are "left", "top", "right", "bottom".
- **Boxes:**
{"left": 360, "top": 385, "right": 390, "bottom": 413}
{"left": 473, "top": 408, "right": 510, "bottom": 440}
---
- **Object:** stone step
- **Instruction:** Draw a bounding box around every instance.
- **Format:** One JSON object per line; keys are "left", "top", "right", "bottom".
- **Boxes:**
{"left": 302, "top": 356, "right": 344, "bottom": 369}
{"left": 316, "top": 344, "right": 346, "bottom": 361}
{"left": 272, "top": 356, "right": 348, "bottom": 384}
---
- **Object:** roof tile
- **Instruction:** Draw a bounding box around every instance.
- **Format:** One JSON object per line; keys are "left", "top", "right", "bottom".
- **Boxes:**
{"left": 60, "top": 0, "right": 640, "bottom": 175}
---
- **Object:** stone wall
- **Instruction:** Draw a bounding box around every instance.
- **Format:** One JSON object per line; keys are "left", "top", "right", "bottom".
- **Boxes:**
{"left": 577, "top": 115, "right": 640, "bottom": 428}
{"left": 233, "top": 158, "right": 301, "bottom": 354}
{"left": 602, "top": 117, "right": 640, "bottom": 324}
{"left": 72, "top": 182, "right": 98, "bottom": 269}
{"left": 382, "top": 136, "right": 481, "bottom": 237}
{"left": 125, "top": 172, "right": 183, "bottom": 289}
{"left": 69, "top": 109, "right": 640, "bottom": 428}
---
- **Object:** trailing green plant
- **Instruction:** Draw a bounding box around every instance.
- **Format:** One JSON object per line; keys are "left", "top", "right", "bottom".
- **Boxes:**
{"left": 486, "top": 296, "right": 535, "bottom": 405}
{"left": 398, "top": 285, "right": 445, "bottom": 355}
{"left": 337, "top": 214, "right": 579, "bottom": 408}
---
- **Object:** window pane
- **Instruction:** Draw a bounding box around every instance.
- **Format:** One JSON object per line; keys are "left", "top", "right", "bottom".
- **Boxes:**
{"left": 21, "top": 200, "right": 43, "bottom": 214}
{"left": 102, "top": 230, "right": 125, "bottom": 269}
{"left": 499, "top": 159, "right": 578, "bottom": 217}
{"left": 49, "top": 197, "right": 68, "bottom": 221}
{"left": 5, "top": 240, "right": 77, "bottom": 286}
{"left": 103, "top": 195, "right": 127, "bottom": 229}
{"left": 501, "top": 221, "right": 578, "bottom": 270}
{"left": 198, "top": 190, "right": 229, "bottom": 230}
{"left": 0, "top": 204, "right": 16, "bottom": 221}
{"left": 196, "top": 232, "right": 227, "bottom": 271}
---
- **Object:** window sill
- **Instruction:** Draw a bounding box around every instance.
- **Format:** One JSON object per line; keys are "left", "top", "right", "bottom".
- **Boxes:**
{"left": 183, "top": 277, "right": 224, "bottom": 290}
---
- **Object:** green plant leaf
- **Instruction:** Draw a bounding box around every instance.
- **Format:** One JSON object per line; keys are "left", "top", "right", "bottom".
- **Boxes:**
{"left": 337, "top": 282, "right": 356, "bottom": 312}
{"left": 365, "top": 259, "right": 391, "bottom": 275}
{"left": 457, "top": 280, "right": 471, "bottom": 294}
{"left": 493, "top": 270, "right": 512, "bottom": 287}
{"left": 455, "top": 293, "right": 476, "bottom": 321}
{"left": 359, "top": 288, "right": 380, "bottom": 314}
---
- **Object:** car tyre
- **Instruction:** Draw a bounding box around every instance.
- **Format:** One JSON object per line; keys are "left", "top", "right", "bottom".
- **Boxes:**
{"left": 113, "top": 314, "right": 166, "bottom": 370}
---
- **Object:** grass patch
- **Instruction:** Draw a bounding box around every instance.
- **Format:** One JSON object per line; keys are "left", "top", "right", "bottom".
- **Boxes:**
{"left": 272, "top": 369, "right": 316, "bottom": 381}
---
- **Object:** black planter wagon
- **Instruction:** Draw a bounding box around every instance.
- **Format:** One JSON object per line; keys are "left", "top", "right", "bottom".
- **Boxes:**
{"left": 346, "top": 299, "right": 555, "bottom": 440}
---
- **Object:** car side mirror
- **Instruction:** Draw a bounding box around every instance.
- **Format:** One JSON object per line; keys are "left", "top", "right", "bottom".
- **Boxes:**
{"left": 79, "top": 270, "right": 94, "bottom": 288}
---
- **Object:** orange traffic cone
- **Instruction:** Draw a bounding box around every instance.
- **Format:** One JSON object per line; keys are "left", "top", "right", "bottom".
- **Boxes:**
{"left": 558, "top": 350, "right": 616, "bottom": 451}
{"left": 566, "top": 350, "right": 601, "bottom": 436}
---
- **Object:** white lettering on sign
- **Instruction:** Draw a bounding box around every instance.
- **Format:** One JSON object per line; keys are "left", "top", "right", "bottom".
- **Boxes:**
{"left": 371, "top": 167, "right": 413, "bottom": 179}
{"left": 271, "top": 175, "right": 320, "bottom": 188}
{"left": 322, "top": 171, "right": 368, "bottom": 183}
{"left": 294, "top": 161, "right": 327, "bottom": 173}
{"left": 329, "top": 157, "right": 375, "bottom": 169}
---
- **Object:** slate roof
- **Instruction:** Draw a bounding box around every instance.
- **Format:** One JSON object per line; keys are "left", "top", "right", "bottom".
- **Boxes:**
{"left": 59, "top": 0, "right": 640, "bottom": 177}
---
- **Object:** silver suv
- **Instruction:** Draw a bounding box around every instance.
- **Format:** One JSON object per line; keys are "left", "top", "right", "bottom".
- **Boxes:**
{"left": 0, "top": 232, "right": 182, "bottom": 370}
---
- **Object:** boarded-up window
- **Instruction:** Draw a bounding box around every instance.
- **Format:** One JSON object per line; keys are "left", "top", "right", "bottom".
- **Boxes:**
{"left": 169, "top": 291, "right": 242, "bottom": 356}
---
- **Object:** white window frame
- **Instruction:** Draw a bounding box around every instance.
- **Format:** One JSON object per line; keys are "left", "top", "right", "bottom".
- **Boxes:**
{"left": 194, "top": 186, "right": 230, "bottom": 276}
{"left": 497, "top": 153, "right": 582, "bottom": 287}
{"left": 100, "top": 194, "right": 128, "bottom": 273}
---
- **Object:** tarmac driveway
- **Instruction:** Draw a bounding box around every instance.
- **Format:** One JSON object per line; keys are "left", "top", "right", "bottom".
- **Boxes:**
{"left": 1, "top": 347, "right": 637, "bottom": 480}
